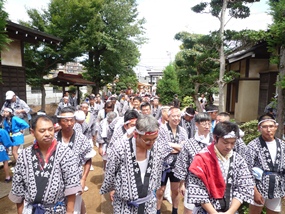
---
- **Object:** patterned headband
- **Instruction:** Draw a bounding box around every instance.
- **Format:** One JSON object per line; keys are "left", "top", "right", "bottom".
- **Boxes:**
{"left": 258, "top": 119, "right": 277, "bottom": 126}
{"left": 4, "top": 108, "right": 13, "bottom": 113}
{"left": 136, "top": 129, "right": 158, "bottom": 136}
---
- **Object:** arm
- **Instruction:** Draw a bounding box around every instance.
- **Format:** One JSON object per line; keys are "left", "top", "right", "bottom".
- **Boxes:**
{"left": 16, "top": 202, "right": 24, "bottom": 214}
{"left": 225, "top": 198, "right": 241, "bottom": 214}
{"left": 201, "top": 203, "right": 218, "bottom": 214}
{"left": 66, "top": 194, "right": 76, "bottom": 214}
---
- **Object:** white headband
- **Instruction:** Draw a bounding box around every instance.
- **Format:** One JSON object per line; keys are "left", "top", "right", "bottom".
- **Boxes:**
{"left": 4, "top": 108, "right": 13, "bottom": 113}
{"left": 57, "top": 115, "right": 75, "bottom": 119}
{"left": 223, "top": 131, "right": 237, "bottom": 139}
{"left": 185, "top": 112, "right": 194, "bottom": 117}
{"left": 258, "top": 119, "right": 277, "bottom": 126}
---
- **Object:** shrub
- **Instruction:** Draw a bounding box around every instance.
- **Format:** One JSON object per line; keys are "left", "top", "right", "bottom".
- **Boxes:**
{"left": 239, "top": 120, "right": 259, "bottom": 145}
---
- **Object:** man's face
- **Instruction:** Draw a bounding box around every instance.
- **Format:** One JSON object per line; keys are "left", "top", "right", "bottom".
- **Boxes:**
{"left": 184, "top": 114, "right": 194, "bottom": 122}
{"left": 97, "top": 96, "right": 101, "bottom": 102}
{"left": 89, "top": 99, "right": 95, "bottom": 105}
{"left": 196, "top": 121, "right": 211, "bottom": 136}
{"left": 11, "top": 95, "right": 16, "bottom": 102}
{"left": 216, "top": 115, "right": 229, "bottom": 124}
{"left": 215, "top": 137, "right": 236, "bottom": 157}
{"left": 209, "top": 111, "right": 218, "bottom": 120}
{"left": 153, "top": 99, "right": 159, "bottom": 106}
{"left": 124, "top": 119, "right": 136, "bottom": 130}
{"left": 141, "top": 106, "right": 151, "bottom": 115}
{"left": 161, "top": 109, "right": 169, "bottom": 121}
{"left": 63, "top": 98, "right": 69, "bottom": 104}
{"left": 133, "top": 99, "right": 141, "bottom": 109}
{"left": 137, "top": 132, "right": 158, "bottom": 150}
{"left": 80, "top": 104, "right": 89, "bottom": 114}
{"left": 31, "top": 118, "right": 54, "bottom": 145}
{"left": 58, "top": 112, "right": 75, "bottom": 132}
{"left": 259, "top": 121, "right": 278, "bottom": 142}
{"left": 168, "top": 109, "right": 181, "bottom": 126}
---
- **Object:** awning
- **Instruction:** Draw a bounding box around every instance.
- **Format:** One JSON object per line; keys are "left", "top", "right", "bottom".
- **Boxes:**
{"left": 47, "top": 71, "right": 95, "bottom": 87}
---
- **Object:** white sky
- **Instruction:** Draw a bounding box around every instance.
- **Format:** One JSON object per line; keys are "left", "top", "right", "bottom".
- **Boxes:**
{"left": 5, "top": 0, "right": 272, "bottom": 76}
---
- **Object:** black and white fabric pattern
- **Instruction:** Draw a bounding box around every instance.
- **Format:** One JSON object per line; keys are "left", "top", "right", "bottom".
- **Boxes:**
{"left": 187, "top": 152, "right": 254, "bottom": 214}
{"left": 100, "top": 133, "right": 172, "bottom": 214}
{"left": 179, "top": 117, "right": 196, "bottom": 139}
{"left": 174, "top": 135, "right": 212, "bottom": 183}
{"left": 246, "top": 136, "right": 285, "bottom": 199}
{"left": 9, "top": 143, "right": 82, "bottom": 213}
{"left": 159, "top": 124, "right": 188, "bottom": 172}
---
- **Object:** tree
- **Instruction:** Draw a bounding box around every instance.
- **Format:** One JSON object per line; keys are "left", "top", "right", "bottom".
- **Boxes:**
{"left": 267, "top": 0, "right": 285, "bottom": 138}
{"left": 156, "top": 64, "right": 180, "bottom": 105}
{"left": 174, "top": 32, "right": 219, "bottom": 112}
{"left": 116, "top": 70, "right": 138, "bottom": 94}
{"left": 48, "top": 0, "right": 146, "bottom": 94}
{"left": 191, "top": 0, "right": 258, "bottom": 111}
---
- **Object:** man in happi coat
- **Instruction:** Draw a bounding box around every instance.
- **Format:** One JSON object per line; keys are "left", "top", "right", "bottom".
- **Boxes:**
{"left": 156, "top": 107, "right": 188, "bottom": 214}
{"left": 187, "top": 121, "right": 254, "bottom": 214}
{"left": 246, "top": 114, "right": 285, "bottom": 214}
{"left": 100, "top": 115, "right": 172, "bottom": 214}
{"left": 174, "top": 113, "right": 213, "bottom": 214}
{"left": 56, "top": 107, "right": 94, "bottom": 213}
{"left": 9, "top": 115, "right": 82, "bottom": 214}
{"left": 179, "top": 107, "right": 196, "bottom": 139}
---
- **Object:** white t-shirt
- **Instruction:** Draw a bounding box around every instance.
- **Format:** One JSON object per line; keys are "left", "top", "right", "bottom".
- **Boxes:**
{"left": 266, "top": 140, "right": 277, "bottom": 163}
{"left": 137, "top": 159, "right": 148, "bottom": 184}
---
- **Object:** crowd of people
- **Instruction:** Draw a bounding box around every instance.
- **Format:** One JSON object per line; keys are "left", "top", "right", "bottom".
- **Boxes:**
{"left": 0, "top": 89, "right": 284, "bottom": 214}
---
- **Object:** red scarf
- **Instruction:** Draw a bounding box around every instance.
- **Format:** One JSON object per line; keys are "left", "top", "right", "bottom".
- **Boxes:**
{"left": 189, "top": 142, "right": 225, "bottom": 199}
{"left": 34, "top": 138, "right": 57, "bottom": 164}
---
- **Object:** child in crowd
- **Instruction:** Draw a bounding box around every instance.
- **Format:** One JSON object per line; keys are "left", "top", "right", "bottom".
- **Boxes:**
{"left": 0, "top": 129, "right": 13, "bottom": 182}
{"left": 2, "top": 107, "right": 29, "bottom": 161}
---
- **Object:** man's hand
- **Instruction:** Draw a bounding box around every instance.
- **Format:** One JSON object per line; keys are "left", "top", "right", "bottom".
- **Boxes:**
{"left": 179, "top": 183, "right": 185, "bottom": 196}
{"left": 254, "top": 190, "right": 264, "bottom": 205}
{"left": 110, "top": 190, "right": 115, "bottom": 201}
{"left": 80, "top": 179, "right": 86, "bottom": 195}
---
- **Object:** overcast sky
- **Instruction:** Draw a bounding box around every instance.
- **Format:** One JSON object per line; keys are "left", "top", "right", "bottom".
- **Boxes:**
{"left": 5, "top": 0, "right": 272, "bottom": 76}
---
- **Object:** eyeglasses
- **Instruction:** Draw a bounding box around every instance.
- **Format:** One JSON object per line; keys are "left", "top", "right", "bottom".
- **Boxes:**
{"left": 199, "top": 122, "right": 211, "bottom": 127}
{"left": 260, "top": 125, "right": 277, "bottom": 130}
{"left": 140, "top": 136, "right": 157, "bottom": 144}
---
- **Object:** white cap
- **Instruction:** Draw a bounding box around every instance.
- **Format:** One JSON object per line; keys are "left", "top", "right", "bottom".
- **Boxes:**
{"left": 5, "top": 91, "right": 15, "bottom": 100}
{"left": 74, "top": 110, "right": 86, "bottom": 121}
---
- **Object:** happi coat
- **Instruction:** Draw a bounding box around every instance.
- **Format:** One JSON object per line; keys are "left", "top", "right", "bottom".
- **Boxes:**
{"left": 159, "top": 123, "right": 188, "bottom": 173}
{"left": 9, "top": 140, "right": 82, "bottom": 213}
{"left": 246, "top": 136, "right": 285, "bottom": 199}
{"left": 100, "top": 133, "right": 172, "bottom": 214}
{"left": 174, "top": 134, "right": 213, "bottom": 184}
{"left": 187, "top": 144, "right": 254, "bottom": 214}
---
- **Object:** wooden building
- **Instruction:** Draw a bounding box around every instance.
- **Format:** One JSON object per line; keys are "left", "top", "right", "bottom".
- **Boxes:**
{"left": 226, "top": 42, "right": 278, "bottom": 122}
{"left": 0, "top": 21, "right": 62, "bottom": 105}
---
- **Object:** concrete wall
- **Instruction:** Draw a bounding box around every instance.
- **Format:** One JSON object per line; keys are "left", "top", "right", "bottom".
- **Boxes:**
{"left": 26, "top": 85, "right": 88, "bottom": 106}
{"left": 234, "top": 80, "right": 260, "bottom": 122}
{"left": 1, "top": 39, "right": 22, "bottom": 66}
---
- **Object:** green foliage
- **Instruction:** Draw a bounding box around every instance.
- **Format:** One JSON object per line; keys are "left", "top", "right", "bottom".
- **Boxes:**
{"left": 156, "top": 64, "right": 180, "bottom": 105}
{"left": 116, "top": 71, "right": 138, "bottom": 93}
{"left": 191, "top": 0, "right": 251, "bottom": 19}
{"left": 47, "top": 0, "right": 146, "bottom": 93}
{"left": 174, "top": 32, "right": 219, "bottom": 99}
{"left": 181, "top": 96, "right": 196, "bottom": 109}
{"left": 239, "top": 120, "right": 259, "bottom": 144}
